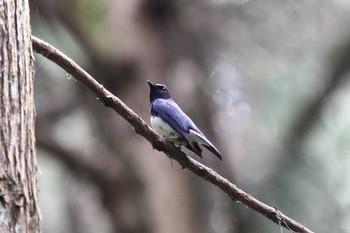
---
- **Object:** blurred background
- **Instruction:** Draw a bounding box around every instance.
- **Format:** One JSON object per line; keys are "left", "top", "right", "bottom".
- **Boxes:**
{"left": 30, "top": 0, "right": 350, "bottom": 232}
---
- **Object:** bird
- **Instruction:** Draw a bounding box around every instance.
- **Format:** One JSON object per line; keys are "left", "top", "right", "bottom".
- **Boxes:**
{"left": 147, "top": 80, "right": 222, "bottom": 160}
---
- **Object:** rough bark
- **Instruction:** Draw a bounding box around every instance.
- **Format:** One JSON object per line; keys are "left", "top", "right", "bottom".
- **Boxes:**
{"left": 0, "top": 0, "right": 40, "bottom": 232}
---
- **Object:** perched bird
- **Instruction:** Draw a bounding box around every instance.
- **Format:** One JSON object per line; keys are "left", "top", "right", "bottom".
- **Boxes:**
{"left": 147, "top": 80, "right": 222, "bottom": 160}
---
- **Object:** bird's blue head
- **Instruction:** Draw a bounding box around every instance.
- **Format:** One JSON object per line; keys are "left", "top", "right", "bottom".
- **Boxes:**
{"left": 148, "top": 80, "right": 172, "bottom": 102}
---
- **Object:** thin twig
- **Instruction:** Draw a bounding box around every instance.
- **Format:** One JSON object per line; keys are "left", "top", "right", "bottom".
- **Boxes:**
{"left": 32, "top": 35, "right": 314, "bottom": 233}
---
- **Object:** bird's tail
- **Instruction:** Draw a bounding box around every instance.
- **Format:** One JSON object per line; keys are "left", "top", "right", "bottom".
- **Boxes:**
{"left": 185, "top": 143, "right": 202, "bottom": 158}
{"left": 189, "top": 129, "right": 222, "bottom": 160}
{"left": 202, "top": 145, "right": 222, "bottom": 160}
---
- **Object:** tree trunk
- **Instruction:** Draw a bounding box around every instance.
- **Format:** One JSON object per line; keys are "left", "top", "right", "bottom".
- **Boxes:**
{"left": 0, "top": 0, "right": 40, "bottom": 232}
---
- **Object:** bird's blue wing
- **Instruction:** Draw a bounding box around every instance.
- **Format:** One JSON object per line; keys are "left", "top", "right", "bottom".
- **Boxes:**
{"left": 151, "top": 99, "right": 191, "bottom": 134}
{"left": 152, "top": 99, "right": 201, "bottom": 155}
{"left": 152, "top": 99, "right": 222, "bottom": 160}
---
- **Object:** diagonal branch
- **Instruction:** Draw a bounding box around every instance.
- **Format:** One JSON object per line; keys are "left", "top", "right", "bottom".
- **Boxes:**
{"left": 32, "top": 35, "right": 314, "bottom": 233}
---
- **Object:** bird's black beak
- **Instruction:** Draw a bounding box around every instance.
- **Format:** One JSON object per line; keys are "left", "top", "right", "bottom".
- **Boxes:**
{"left": 147, "top": 80, "right": 156, "bottom": 89}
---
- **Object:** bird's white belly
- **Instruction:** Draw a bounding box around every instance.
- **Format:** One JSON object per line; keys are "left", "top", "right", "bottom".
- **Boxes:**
{"left": 150, "top": 116, "right": 184, "bottom": 145}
